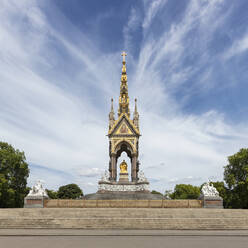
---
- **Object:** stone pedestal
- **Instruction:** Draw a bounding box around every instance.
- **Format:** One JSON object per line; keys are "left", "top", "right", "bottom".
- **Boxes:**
{"left": 24, "top": 196, "right": 48, "bottom": 208}
{"left": 199, "top": 195, "right": 223, "bottom": 208}
{"left": 92, "top": 170, "right": 155, "bottom": 199}
{"left": 119, "top": 172, "right": 129, "bottom": 183}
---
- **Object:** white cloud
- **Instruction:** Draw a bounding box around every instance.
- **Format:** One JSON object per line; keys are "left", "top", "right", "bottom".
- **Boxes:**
{"left": 0, "top": 0, "right": 248, "bottom": 195}
{"left": 133, "top": 0, "right": 229, "bottom": 103}
{"left": 78, "top": 168, "right": 104, "bottom": 178}
{"left": 224, "top": 34, "right": 248, "bottom": 60}
{"left": 0, "top": 0, "right": 110, "bottom": 192}
{"left": 142, "top": 0, "right": 168, "bottom": 29}
{"left": 123, "top": 7, "right": 141, "bottom": 52}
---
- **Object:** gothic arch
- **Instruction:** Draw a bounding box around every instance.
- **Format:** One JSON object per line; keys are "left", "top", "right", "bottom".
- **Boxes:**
{"left": 114, "top": 140, "right": 134, "bottom": 159}
{"left": 109, "top": 140, "right": 138, "bottom": 182}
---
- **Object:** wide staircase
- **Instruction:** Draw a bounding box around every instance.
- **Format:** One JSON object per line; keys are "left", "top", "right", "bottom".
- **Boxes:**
{"left": 0, "top": 208, "right": 248, "bottom": 230}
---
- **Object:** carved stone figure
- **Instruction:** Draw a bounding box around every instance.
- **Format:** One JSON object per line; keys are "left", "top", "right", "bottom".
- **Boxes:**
{"left": 201, "top": 181, "right": 219, "bottom": 197}
{"left": 137, "top": 170, "right": 148, "bottom": 183}
{"left": 100, "top": 170, "right": 110, "bottom": 182}
{"left": 27, "top": 180, "right": 48, "bottom": 197}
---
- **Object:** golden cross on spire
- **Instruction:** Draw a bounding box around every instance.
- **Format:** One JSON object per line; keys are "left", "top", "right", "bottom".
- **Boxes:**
{"left": 121, "top": 51, "right": 127, "bottom": 62}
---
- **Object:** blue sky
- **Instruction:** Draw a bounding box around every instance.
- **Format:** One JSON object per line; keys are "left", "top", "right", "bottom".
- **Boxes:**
{"left": 0, "top": 0, "right": 248, "bottom": 194}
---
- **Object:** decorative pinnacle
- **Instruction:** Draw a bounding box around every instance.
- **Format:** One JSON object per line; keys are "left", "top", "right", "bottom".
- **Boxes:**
{"left": 111, "top": 98, "right": 114, "bottom": 111}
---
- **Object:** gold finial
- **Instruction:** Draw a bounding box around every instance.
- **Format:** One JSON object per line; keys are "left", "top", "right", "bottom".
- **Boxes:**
{"left": 121, "top": 51, "right": 127, "bottom": 63}
{"left": 121, "top": 51, "right": 127, "bottom": 78}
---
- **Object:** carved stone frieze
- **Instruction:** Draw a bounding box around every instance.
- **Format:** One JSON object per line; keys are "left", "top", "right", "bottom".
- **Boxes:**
{"left": 98, "top": 183, "right": 149, "bottom": 192}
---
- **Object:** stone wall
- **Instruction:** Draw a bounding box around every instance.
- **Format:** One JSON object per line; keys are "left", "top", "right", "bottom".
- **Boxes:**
{"left": 44, "top": 199, "right": 203, "bottom": 208}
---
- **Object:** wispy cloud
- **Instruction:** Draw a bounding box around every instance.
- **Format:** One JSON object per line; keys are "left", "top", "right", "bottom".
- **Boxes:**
{"left": 142, "top": 0, "right": 168, "bottom": 30}
{"left": 78, "top": 167, "right": 104, "bottom": 178}
{"left": 224, "top": 33, "right": 248, "bottom": 60}
{"left": 0, "top": 0, "right": 248, "bottom": 194}
{"left": 123, "top": 7, "right": 142, "bottom": 52}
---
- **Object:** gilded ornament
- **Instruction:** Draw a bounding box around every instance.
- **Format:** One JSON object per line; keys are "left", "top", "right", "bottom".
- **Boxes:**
{"left": 120, "top": 160, "right": 128, "bottom": 173}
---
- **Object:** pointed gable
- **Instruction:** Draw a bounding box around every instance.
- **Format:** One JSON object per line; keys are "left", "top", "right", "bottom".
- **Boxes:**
{"left": 108, "top": 113, "right": 140, "bottom": 137}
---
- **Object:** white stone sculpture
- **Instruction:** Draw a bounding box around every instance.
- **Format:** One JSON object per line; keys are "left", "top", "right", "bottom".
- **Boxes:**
{"left": 100, "top": 170, "right": 110, "bottom": 182}
{"left": 137, "top": 170, "right": 148, "bottom": 182}
{"left": 201, "top": 181, "right": 219, "bottom": 197}
{"left": 27, "top": 180, "right": 48, "bottom": 197}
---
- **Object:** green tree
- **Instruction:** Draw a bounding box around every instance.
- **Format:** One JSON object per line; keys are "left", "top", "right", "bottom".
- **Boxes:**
{"left": 0, "top": 142, "right": 29, "bottom": 207}
{"left": 46, "top": 189, "right": 58, "bottom": 199}
{"left": 57, "top": 184, "right": 83, "bottom": 199}
{"left": 151, "top": 190, "right": 163, "bottom": 196}
{"left": 170, "top": 184, "right": 200, "bottom": 199}
{"left": 224, "top": 148, "right": 248, "bottom": 209}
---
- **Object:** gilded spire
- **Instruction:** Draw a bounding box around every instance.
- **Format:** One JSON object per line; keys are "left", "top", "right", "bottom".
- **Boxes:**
{"left": 118, "top": 52, "right": 130, "bottom": 117}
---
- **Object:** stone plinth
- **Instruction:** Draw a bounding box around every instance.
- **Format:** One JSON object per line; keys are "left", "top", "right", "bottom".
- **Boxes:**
{"left": 88, "top": 179, "right": 157, "bottom": 199}
{"left": 94, "top": 170, "right": 153, "bottom": 199}
{"left": 85, "top": 192, "right": 163, "bottom": 200}
{"left": 199, "top": 195, "right": 223, "bottom": 208}
{"left": 24, "top": 196, "right": 48, "bottom": 208}
{"left": 118, "top": 172, "right": 129, "bottom": 183}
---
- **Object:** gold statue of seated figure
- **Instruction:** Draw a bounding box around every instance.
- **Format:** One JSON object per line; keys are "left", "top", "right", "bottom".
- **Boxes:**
{"left": 120, "top": 160, "right": 128, "bottom": 173}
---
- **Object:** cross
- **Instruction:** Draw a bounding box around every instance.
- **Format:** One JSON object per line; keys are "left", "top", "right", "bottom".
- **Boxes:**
{"left": 121, "top": 51, "right": 127, "bottom": 62}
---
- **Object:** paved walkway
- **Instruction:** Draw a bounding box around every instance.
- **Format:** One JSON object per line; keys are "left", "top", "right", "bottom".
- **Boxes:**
{"left": 0, "top": 229, "right": 248, "bottom": 248}
{"left": 0, "top": 229, "right": 248, "bottom": 236}
{"left": 0, "top": 234, "right": 248, "bottom": 248}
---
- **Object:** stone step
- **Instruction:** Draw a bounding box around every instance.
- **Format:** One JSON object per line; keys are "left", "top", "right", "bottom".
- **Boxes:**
{"left": 1, "top": 217, "right": 248, "bottom": 229}
{"left": 1, "top": 218, "right": 248, "bottom": 230}
{"left": 1, "top": 208, "right": 248, "bottom": 230}
{"left": 1, "top": 208, "right": 248, "bottom": 217}
{"left": 1, "top": 214, "right": 248, "bottom": 219}
{"left": 5, "top": 214, "right": 241, "bottom": 218}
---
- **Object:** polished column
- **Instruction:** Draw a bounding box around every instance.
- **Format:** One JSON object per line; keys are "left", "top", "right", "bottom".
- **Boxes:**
{"left": 110, "top": 155, "right": 117, "bottom": 181}
{"left": 131, "top": 155, "right": 137, "bottom": 182}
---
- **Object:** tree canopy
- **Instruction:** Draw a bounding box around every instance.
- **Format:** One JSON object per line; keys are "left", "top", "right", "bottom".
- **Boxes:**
{"left": 224, "top": 148, "right": 248, "bottom": 208}
{"left": 46, "top": 189, "right": 58, "bottom": 199}
{"left": 0, "top": 142, "right": 29, "bottom": 207}
{"left": 57, "top": 184, "right": 83, "bottom": 199}
{"left": 170, "top": 184, "right": 200, "bottom": 199}
{"left": 151, "top": 190, "right": 163, "bottom": 195}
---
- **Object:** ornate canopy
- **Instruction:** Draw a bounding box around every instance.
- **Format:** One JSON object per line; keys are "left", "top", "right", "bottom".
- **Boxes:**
{"left": 108, "top": 52, "right": 140, "bottom": 182}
